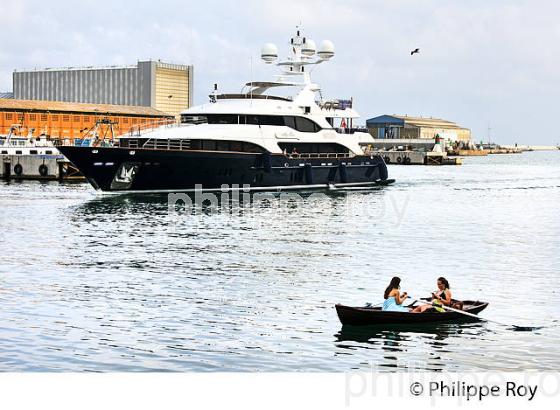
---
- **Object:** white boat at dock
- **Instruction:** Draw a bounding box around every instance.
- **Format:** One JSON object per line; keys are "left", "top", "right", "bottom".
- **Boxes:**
{"left": 0, "top": 126, "right": 60, "bottom": 156}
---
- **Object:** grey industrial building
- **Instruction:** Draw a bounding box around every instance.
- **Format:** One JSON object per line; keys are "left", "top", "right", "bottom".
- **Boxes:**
{"left": 13, "top": 60, "right": 193, "bottom": 118}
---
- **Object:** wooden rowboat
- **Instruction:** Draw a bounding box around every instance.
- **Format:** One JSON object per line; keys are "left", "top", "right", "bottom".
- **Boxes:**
{"left": 335, "top": 300, "right": 489, "bottom": 326}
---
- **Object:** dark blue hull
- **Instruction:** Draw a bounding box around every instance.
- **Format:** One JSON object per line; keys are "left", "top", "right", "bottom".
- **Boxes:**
{"left": 57, "top": 146, "right": 392, "bottom": 192}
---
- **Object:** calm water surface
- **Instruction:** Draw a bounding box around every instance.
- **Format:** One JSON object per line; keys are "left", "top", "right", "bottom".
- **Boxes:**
{"left": 0, "top": 151, "right": 559, "bottom": 371}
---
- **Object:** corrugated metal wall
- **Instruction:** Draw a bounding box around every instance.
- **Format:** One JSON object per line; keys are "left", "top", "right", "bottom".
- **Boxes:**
{"left": 154, "top": 64, "right": 191, "bottom": 118}
{"left": 13, "top": 65, "right": 152, "bottom": 106}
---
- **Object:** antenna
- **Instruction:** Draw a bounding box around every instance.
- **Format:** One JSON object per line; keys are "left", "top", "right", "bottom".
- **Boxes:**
{"left": 250, "top": 55, "right": 253, "bottom": 104}
{"left": 260, "top": 26, "right": 335, "bottom": 86}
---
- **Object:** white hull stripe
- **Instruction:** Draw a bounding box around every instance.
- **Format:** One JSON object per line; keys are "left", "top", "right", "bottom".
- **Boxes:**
{"left": 97, "top": 181, "right": 387, "bottom": 195}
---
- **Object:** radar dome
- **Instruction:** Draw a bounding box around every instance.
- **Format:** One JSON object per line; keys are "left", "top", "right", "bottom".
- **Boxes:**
{"left": 261, "top": 43, "right": 278, "bottom": 63}
{"left": 301, "top": 39, "right": 316, "bottom": 56}
{"left": 318, "top": 40, "right": 335, "bottom": 60}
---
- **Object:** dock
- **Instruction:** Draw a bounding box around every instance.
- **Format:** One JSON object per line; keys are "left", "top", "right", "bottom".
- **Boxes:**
{"left": 1, "top": 154, "right": 84, "bottom": 181}
{"left": 359, "top": 139, "right": 462, "bottom": 166}
{"left": 370, "top": 150, "right": 462, "bottom": 166}
{"left": 448, "top": 149, "right": 489, "bottom": 156}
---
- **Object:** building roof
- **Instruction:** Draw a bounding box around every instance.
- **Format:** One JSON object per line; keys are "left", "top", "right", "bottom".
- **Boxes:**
{"left": 14, "top": 60, "right": 191, "bottom": 73}
{"left": 0, "top": 98, "right": 171, "bottom": 117}
{"left": 367, "top": 114, "right": 464, "bottom": 129}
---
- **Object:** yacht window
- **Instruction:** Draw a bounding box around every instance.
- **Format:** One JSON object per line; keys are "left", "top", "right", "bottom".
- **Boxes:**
{"left": 208, "top": 115, "right": 239, "bottom": 125}
{"left": 230, "top": 141, "right": 243, "bottom": 151}
{"left": 202, "top": 140, "right": 217, "bottom": 150}
{"left": 183, "top": 114, "right": 291, "bottom": 127}
{"left": 243, "top": 115, "right": 260, "bottom": 125}
{"left": 182, "top": 114, "right": 240, "bottom": 125}
{"left": 295, "top": 117, "right": 319, "bottom": 132}
{"left": 181, "top": 115, "right": 208, "bottom": 125}
{"left": 262, "top": 116, "right": 285, "bottom": 126}
{"left": 1, "top": 150, "right": 7, "bottom": 154}
{"left": 186, "top": 139, "right": 264, "bottom": 153}
{"left": 284, "top": 116, "right": 296, "bottom": 129}
{"left": 283, "top": 116, "right": 321, "bottom": 133}
{"left": 216, "top": 141, "right": 230, "bottom": 151}
{"left": 242, "top": 142, "right": 265, "bottom": 153}
{"left": 30, "top": 150, "right": 38, "bottom": 154}
{"left": 239, "top": 115, "right": 285, "bottom": 126}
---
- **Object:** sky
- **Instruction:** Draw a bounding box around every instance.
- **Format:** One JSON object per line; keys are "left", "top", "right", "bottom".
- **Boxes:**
{"left": 1, "top": 0, "right": 559, "bottom": 145}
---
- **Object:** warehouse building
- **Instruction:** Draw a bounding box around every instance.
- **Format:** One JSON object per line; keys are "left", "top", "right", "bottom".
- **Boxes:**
{"left": 13, "top": 60, "right": 193, "bottom": 118}
{"left": 366, "top": 115, "right": 471, "bottom": 142}
{"left": 0, "top": 98, "right": 171, "bottom": 140}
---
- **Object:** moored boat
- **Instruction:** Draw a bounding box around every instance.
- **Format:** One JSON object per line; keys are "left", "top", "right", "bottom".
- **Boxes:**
{"left": 57, "top": 28, "right": 392, "bottom": 193}
{"left": 335, "top": 300, "right": 488, "bottom": 326}
{"left": 0, "top": 126, "right": 59, "bottom": 156}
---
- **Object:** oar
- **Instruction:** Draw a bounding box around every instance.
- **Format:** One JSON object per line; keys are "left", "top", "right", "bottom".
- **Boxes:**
{"left": 430, "top": 301, "right": 541, "bottom": 332}
{"left": 406, "top": 297, "right": 420, "bottom": 307}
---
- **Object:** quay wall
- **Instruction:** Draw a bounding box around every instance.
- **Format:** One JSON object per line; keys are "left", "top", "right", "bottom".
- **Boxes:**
{"left": 1, "top": 154, "right": 82, "bottom": 180}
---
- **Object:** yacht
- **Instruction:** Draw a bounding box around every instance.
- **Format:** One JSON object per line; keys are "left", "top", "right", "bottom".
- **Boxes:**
{"left": 58, "top": 29, "right": 393, "bottom": 193}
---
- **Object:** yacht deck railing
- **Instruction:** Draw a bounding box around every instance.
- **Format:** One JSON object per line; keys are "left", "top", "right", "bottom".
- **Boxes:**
{"left": 81, "top": 136, "right": 353, "bottom": 158}
{"left": 127, "top": 118, "right": 177, "bottom": 136}
{"left": 288, "top": 152, "right": 350, "bottom": 159}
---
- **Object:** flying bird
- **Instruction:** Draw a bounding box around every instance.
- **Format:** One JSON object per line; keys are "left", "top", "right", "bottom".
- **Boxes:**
{"left": 411, "top": 48, "right": 420, "bottom": 55}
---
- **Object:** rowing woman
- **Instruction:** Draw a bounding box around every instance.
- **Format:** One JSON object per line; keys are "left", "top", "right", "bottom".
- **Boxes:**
{"left": 412, "top": 277, "right": 458, "bottom": 313}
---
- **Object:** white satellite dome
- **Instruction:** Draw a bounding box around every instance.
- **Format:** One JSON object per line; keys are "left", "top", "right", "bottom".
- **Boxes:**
{"left": 318, "top": 40, "right": 335, "bottom": 60}
{"left": 261, "top": 43, "right": 278, "bottom": 63}
{"left": 301, "top": 39, "right": 316, "bottom": 56}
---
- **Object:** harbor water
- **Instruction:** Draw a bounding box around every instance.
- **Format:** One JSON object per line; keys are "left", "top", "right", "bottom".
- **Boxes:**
{"left": 0, "top": 151, "right": 559, "bottom": 371}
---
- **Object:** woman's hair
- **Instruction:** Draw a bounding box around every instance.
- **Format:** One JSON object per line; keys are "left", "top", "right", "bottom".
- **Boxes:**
{"left": 438, "top": 277, "right": 450, "bottom": 289}
{"left": 384, "top": 276, "right": 401, "bottom": 299}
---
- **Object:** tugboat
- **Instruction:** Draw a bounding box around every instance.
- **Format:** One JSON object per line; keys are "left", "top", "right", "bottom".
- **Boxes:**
{"left": 58, "top": 28, "right": 393, "bottom": 193}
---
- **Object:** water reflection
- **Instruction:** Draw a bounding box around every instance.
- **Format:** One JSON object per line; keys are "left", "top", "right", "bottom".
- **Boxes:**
{"left": 70, "top": 187, "right": 388, "bottom": 220}
{"left": 74, "top": 193, "right": 169, "bottom": 215}
{"left": 334, "top": 322, "right": 489, "bottom": 370}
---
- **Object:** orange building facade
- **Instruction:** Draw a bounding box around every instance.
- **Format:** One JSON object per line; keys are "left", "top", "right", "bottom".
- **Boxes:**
{"left": 0, "top": 99, "right": 173, "bottom": 141}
